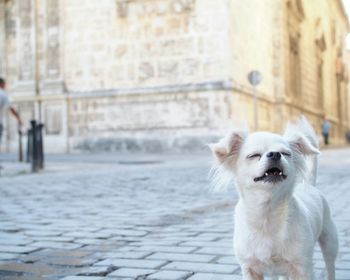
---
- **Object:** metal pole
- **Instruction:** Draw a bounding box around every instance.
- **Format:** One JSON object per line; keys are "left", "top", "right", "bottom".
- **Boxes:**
{"left": 30, "top": 120, "right": 38, "bottom": 172}
{"left": 18, "top": 127, "right": 23, "bottom": 162}
{"left": 37, "top": 123, "right": 44, "bottom": 169}
{"left": 26, "top": 129, "right": 32, "bottom": 163}
{"left": 253, "top": 85, "right": 258, "bottom": 131}
{"left": 248, "top": 70, "right": 262, "bottom": 131}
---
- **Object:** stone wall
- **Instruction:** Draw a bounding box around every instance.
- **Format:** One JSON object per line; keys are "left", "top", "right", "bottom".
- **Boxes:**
{"left": 68, "top": 87, "right": 234, "bottom": 152}
{"left": 63, "top": 0, "right": 231, "bottom": 90}
{"left": 62, "top": 0, "right": 234, "bottom": 152}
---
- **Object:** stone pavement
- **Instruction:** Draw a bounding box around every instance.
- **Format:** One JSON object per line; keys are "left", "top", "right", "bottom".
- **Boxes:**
{"left": 0, "top": 148, "right": 349, "bottom": 280}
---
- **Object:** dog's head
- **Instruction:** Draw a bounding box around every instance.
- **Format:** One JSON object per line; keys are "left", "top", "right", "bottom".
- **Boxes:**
{"left": 210, "top": 118, "right": 320, "bottom": 192}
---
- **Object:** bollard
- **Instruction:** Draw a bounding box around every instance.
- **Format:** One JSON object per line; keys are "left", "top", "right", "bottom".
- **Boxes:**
{"left": 30, "top": 120, "right": 39, "bottom": 172}
{"left": 37, "top": 123, "right": 44, "bottom": 169}
{"left": 27, "top": 120, "right": 45, "bottom": 172}
{"left": 26, "top": 128, "right": 33, "bottom": 163}
{"left": 18, "top": 127, "right": 23, "bottom": 162}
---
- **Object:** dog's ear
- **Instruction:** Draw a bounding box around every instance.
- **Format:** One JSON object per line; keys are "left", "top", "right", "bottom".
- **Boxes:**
{"left": 284, "top": 117, "right": 320, "bottom": 185}
{"left": 209, "top": 130, "right": 247, "bottom": 164}
{"left": 284, "top": 117, "right": 320, "bottom": 155}
{"left": 287, "top": 133, "right": 320, "bottom": 155}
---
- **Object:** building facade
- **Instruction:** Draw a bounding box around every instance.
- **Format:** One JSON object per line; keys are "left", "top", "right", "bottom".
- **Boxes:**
{"left": 0, "top": 0, "right": 349, "bottom": 153}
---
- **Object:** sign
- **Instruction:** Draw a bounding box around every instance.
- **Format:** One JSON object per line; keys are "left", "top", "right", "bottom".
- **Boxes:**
{"left": 248, "top": 70, "right": 262, "bottom": 86}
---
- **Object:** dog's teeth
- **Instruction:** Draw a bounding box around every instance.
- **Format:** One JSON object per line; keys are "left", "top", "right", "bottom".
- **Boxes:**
{"left": 279, "top": 172, "right": 282, "bottom": 176}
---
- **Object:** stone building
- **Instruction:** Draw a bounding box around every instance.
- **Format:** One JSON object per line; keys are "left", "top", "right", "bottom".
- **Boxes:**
{"left": 0, "top": 0, "right": 349, "bottom": 153}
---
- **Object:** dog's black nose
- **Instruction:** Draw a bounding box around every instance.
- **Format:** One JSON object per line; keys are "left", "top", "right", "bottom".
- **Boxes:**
{"left": 267, "top": 152, "right": 281, "bottom": 161}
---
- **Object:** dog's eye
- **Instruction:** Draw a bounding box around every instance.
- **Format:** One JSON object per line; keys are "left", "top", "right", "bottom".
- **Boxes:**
{"left": 247, "top": 153, "right": 261, "bottom": 159}
{"left": 281, "top": 152, "right": 291, "bottom": 157}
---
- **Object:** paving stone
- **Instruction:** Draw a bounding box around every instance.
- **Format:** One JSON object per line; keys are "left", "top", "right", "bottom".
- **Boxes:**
{"left": 127, "top": 240, "right": 179, "bottom": 246}
{"left": 0, "top": 245, "right": 38, "bottom": 254}
{"left": 215, "top": 256, "right": 237, "bottom": 264}
{"left": 112, "top": 229, "right": 149, "bottom": 237}
{"left": 78, "top": 265, "right": 114, "bottom": 276}
{"left": 161, "top": 262, "right": 237, "bottom": 274}
{"left": 65, "top": 232, "right": 112, "bottom": 239}
{"left": 341, "top": 253, "right": 350, "bottom": 260}
{"left": 0, "top": 253, "right": 19, "bottom": 260}
{"left": 147, "top": 253, "right": 215, "bottom": 263}
{"left": 103, "top": 276, "right": 135, "bottom": 280}
{"left": 100, "top": 251, "right": 152, "bottom": 259}
{"left": 134, "top": 246, "right": 198, "bottom": 254}
{"left": 61, "top": 277, "right": 104, "bottom": 280}
{"left": 30, "top": 242, "right": 83, "bottom": 250}
{"left": 25, "top": 230, "right": 62, "bottom": 237}
{"left": 186, "top": 273, "right": 242, "bottom": 280}
{"left": 0, "top": 238, "right": 33, "bottom": 246}
{"left": 336, "top": 261, "right": 350, "bottom": 269}
{"left": 194, "top": 247, "right": 234, "bottom": 255}
{"left": 31, "top": 236, "right": 75, "bottom": 242}
{"left": 32, "top": 249, "right": 92, "bottom": 258}
{"left": 0, "top": 261, "right": 58, "bottom": 275}
{"left": 74, "top": 239, "right": 105, "bottom": 245}
{"left": 82, "top": 242, "right": 128, "bottom": 252}
{"left": 337, "top": 269, "right": 350, "bottom": 280}
{"left": 108, "top": 268, "right": 156, "bottom": 277}
{"left": 95, "top": 258, "right": 167, "bottom": 269}
{"left": 147, "top": 270, "right": 192, "bottom": 279}
{"left": 179, "top": 241, "right": 231, "bottom": 248}
{"left": 43, "top": 256, "right": 98, "bottom": 267}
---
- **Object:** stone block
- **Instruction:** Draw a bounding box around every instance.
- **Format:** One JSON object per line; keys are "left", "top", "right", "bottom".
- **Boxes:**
{"left": 148, "top": 270, "right": 192, "bottom": 280}
{"left": 161, "top": 261, "right": 237, "bottom": 273}
{"left": 108, "top": 268, "right": 156, "bottom": 278}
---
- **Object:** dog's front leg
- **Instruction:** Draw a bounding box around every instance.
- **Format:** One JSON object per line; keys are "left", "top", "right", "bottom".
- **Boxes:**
{"left": 242, "top": 267, "right": 264, "bottom": 280}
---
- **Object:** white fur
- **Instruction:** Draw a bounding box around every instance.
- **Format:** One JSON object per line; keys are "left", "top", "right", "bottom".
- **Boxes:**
{"left": 210, "top": 118, "right": 338, "bottom": 280}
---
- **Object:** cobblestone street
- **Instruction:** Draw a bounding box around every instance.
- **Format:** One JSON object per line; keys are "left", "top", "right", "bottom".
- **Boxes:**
{"left": 0, "top": 148, "right": 349, "bottom": 280}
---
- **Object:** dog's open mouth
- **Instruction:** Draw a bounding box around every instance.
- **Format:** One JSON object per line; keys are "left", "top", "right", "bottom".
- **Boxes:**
{"left": 254, "top": 167, "right": 287, "bottom": 183}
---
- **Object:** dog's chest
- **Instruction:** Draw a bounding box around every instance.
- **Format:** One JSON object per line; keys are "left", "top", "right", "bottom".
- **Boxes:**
{"left": 236, "top": 233, "right": 297, "bottom": 275}
{"left": 247, "top": 234, "right": 284, "bottom": 261}
{"left": 248, "top": 256, "right": 292, "bottom": 277}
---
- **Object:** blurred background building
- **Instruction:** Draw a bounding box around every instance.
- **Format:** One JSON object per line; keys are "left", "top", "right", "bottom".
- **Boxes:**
{"left": 0, "top": 0, "right": 349, "bottom": 153}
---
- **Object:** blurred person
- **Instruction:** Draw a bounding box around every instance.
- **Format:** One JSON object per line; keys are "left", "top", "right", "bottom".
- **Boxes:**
{"left": 346, "top": 130, "right": 350, "bottom": 144}
{"left": 322, "top": 118, "right": 331, "bottom": 145}
{"left": 0, "top": 77, "right": 22, "bottom": 146}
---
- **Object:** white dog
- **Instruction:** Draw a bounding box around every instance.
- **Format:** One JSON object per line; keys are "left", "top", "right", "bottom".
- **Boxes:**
{"left": 210, "top": 117, "right": 338, "bottom": 280}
